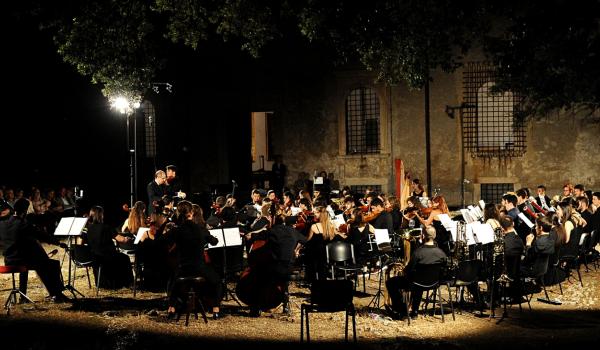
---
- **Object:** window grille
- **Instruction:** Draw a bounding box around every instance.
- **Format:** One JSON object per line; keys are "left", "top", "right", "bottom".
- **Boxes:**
{"left": 345, "top": 87, "right": 380, "bottom": 154}
{"left": 463, "top": 62, "right": 526, "bottom": 158}
{"left": 143, "top": 101, "right": 157, "bottom": 158}
{"left": 350, "top": 185, "right": 382, "bottom": 195}
{"left": 481, "top": 183, "right": 514, "bottom": 205}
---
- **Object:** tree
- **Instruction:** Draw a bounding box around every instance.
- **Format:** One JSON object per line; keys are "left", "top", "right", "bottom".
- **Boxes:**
{"left": 484, "top": 0, "right": 600, "bottom": 119}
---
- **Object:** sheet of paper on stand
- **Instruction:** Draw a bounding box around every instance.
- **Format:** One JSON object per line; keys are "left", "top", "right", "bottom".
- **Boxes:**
{"left": 471, "top": 222, "right": 495, "bottom": 245}
{"left": 134, "top": 227, "right": 150, "bottom": 244}
{"left": 291, "top": 207, "right": 302, "bottom": 216}
{"left": 465, "top": 222, "right": 480, "bottom": 245}
{"left": 471, "top": 206, "right": 483, "bottom": 220}
{"left": 518, "top": 212, "right": 535, "bottom": 228}
{"left": 54, "top": 217, "right": 89, "bottom": 236}
{"left": 222, "top": 228, "right": 243, "bottom": 246}
{"left": 326, "top": 206, "right": 335, "bottom": 218}
{"left": 209, "top": 229, "right": 225, "bottom": 248}
{"left": 314, "top": 177, "right": 324, "bottom": 185}
{"left": 479, "top": 199, "right": 486, "bottom": 210}
{"left": 460, "top": 209, "right": 475, "bottom": 224}
{"left": 374, "top": 229, "right": 391, "bottom": 244}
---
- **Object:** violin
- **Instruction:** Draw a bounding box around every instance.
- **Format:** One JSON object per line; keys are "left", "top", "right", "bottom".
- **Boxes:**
{"left": 419, "top": 207, "right": 433, "bottom": 217}
{"left": 362, "top": 210, "right": 381, "bottom": 223}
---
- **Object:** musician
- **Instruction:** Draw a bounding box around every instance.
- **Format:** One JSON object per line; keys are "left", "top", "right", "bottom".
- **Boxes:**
{"left": 577, "top": 196, "right": 594, "bottom": 234}
{"left": 293, "top": 197, "right": 313, "bottom": 235}
{"left": 592, "top": 192, "right": 600, "bottom": 232}
{"left": 386, "top": 196, "right": 402, "bottom": 233}
{"left": 120, "top": 201, "right": 147, "bottom": 249}
{"left": 84, "top": 205, "right": 133, "bottom": 289}
{"left": 386, "top": 226, "right": 446, "bottom": 319}
{"left": 164, "top": 200, "right": 222, "bottom": 320}
{"left": 370, "top": 198, "right": 394, "bottom": 238}
{"left": 560, "top": 183, "right": 574, "bottom": 201}
{"left": 536, "top": 185, "right": 552, "bottom": 212}
{"left": 267, "top": 190, "right": 279, "bottom": 204}
{"left": 342, "top": 195, "right": 356, "bottom": 221}
{"left": 137, "top": 206, "right": 173, "bottom": 292}
{"left": 165, "top": 165, "right": 186, "bottom": 202}
{"left": 281, "top": 191, "right": 294, "bottom": 215}
{"left": 263, "top": 213, "right": 306, "bottom": 315}
{"left": 516, "top": 188, "right": 537, "bottom": 221}
{"left": 147, "top": 170, "right": 167, "bottom": 215}
{"left": 484, "top": 203, "right": 501, "bottom": 230}
{"left": 0, "top": 199, "right": 70, "bottom": 303}
{"left": 500, "top": 216, "right": 524, "bottom": 281}
{"left": 521, "top": 216, "right": 555, "bottom": 277}
{"left": 304, "top": 206, "right": 344, "bottom": 281}
{"left": 346, "top": 208, "right": 375, "bottom": 265}
{"left": 411, "top": 179, "right": 426, "bottom": 198}
{"left": 415, "top": 196, "right": 451, "bottom": 255}
{"left": 400, "top": 196, "right": 421, "bottom": 229}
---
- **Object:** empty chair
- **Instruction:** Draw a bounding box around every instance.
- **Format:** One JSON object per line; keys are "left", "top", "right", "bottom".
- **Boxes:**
{"left": 325, "top": 241, "right": 366, "bottom": 292}
{"left": 71, "top": 244, "right": 102, "bottom": 296}
{"left": 300, "top": 279, "right": 356, "bottom": 343}
{"left": 449, "top": 259, "right": 481, "bottom": 315}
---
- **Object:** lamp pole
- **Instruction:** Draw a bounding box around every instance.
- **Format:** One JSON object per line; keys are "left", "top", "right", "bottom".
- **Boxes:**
{"left": 112, "top": 96, "right": 140, "bottom": 208}
{"left": 127, "top": 111, "right": 135, "bottom": 208}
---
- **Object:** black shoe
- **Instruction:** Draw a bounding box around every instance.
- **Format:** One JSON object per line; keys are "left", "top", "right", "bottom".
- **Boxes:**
{"left": 249, "top": 309, "right": 261, "bottom": 317}
{"left": 212, "top": 312, "right": 224, "bottom": 320}
{"left": 409, "top": 311, "right": 418, "bottom": 320}
{"left": 51, "top": 293, "right": 72, "bottom": 303}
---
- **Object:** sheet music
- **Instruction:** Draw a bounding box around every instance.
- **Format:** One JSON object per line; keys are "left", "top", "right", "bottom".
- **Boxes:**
{"left": 438, "top": 214, "right": 452, "bottom": 228}
{"left": 472, "top": 222, "right": 495, "bottom": 245}
{"left": 208, "top": 228, "right": 242, "bottom": 248}
{"left": 314, "top": 177, "right": 324, "bottom": 185}
{"left": 447, "top": 221, "right": 458, "bottom": 242}
{"left": 291, "top": 207, "right": 302, "bottom": 216}
{"left": 518, "top": 213, "right": 535, "bottom": 228}
{"left": 465, "top": 222, "right": 479, "bottom": 245}
{"left": 460, "top": 209, "right": 474, "bottom": 224}
{"left": 326, "top": 206, "right": 335, "bottom": 219}
{"left": 479, "top": 200, "right": 486, "bottom": 210}
{"left": 54, "top": 217, "right": 88, "bottom": 236}
{"left": 134, "top": 227, "right": 150, "bottom": 244}
{"left": 222, "top": 228, "right": 243, "bottom": 247}
{"left": 374, "top": 229, "right": 391, "bottom": 245}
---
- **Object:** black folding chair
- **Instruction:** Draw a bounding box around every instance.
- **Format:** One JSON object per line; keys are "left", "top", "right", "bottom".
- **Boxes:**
{"left": 326, "top": 241, "right": 366, "bottom": 293}
{"left": 300, "top": 279, "right": 356, "bottom": 343}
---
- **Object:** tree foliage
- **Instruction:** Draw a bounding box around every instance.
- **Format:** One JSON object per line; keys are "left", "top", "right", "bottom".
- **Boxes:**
{"left": 484, "top": 0, "right": 600, "bottom": 118}
{"left": 24, "top": 0, "right": 600, "bottom": 118}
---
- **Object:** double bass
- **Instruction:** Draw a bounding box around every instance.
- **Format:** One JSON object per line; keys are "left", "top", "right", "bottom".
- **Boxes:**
{"left": 235, "top": 217, "right": 286, "bottom": 310}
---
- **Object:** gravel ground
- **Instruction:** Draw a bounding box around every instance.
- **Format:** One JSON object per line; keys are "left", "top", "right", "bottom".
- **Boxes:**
{"left": 1, "top": 245, "right": 600, "bottom": 349}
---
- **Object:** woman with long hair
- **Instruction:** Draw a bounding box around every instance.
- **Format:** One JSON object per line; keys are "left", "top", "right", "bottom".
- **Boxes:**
{"left": 415, "top": 195, "right": 451, "bottom": 255}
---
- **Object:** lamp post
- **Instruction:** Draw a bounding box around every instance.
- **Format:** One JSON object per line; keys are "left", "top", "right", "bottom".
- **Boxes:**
{"left": 111, "top": 97, "right": 140, "bottom": 208}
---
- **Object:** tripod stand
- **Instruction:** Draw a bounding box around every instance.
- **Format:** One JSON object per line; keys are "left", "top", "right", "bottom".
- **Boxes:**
{"left": 55, "top": 217, "right": 88, "bottom": 298}
{"left": 210, "top": 228, "right": 242, "bottom": 306}
{"left": 367, "top": 250, "right": 396, "bottom": 310}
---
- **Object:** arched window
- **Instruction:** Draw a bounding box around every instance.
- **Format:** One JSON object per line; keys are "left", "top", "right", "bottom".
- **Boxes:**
{"left": 345, "top": 87, "right": 380, "bottom": 154}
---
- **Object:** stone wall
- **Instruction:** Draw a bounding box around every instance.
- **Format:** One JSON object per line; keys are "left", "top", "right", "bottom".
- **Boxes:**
{"left": 271, "top": 64, "right": 600, "bottom": 207}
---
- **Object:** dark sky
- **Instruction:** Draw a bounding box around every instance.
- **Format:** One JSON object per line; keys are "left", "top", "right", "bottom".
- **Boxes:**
{"left": 3, "top": 11, "right": 132, "bottom": 223}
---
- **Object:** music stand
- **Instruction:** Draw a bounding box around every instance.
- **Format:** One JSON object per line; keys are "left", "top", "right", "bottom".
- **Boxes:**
{"left": 368, "top": 229, "right": 395, "bottom": 310}
{"left": 209, "top": 227, "right": 243, "bottom": 306}
{"left": 55, "top": 217, "right": 88, "bottom": 298}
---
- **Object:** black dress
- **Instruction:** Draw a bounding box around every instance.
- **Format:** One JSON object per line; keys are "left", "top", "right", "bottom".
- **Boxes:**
{"left": 85, "top": 223, "right": 133, "bottom": 289}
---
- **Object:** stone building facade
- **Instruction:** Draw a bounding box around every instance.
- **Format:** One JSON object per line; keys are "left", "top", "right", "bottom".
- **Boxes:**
{"left": 268, "top": 62, "right": 600, "bottom": 207}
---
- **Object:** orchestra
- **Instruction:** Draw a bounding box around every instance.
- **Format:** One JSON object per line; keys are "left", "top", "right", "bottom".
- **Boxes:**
{"left": 14, "top": 173, "right": 598, "bottom": 325}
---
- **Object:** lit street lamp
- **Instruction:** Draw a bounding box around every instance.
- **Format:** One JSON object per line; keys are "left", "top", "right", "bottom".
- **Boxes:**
{"left": 111, "top": 96, "right": 141, "bottom": 208}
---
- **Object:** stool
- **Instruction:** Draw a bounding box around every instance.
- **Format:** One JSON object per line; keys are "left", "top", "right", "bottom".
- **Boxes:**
{"left": 175, "top": 276, "right": 208, "bottom": 326}
{"left": 0, "top": 265, "right": 34, "bottom": 315}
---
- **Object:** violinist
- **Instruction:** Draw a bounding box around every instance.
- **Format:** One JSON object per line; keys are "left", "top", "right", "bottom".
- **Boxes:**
{"left": 516, "top": 188, "right": 538, "bottom": 222}
{"left": 414, "top": 195, "right": 451, "bottom": 255}
{"left": 119, "top": 201, "right": 148, "bottom": 250}
{"left": 346, "top": 208, "right": 375, "bottom": 265}
{"left": 293, "top": 197, "right": 313, "bottom": 235}
{"left": 267, "top": 190, "right": 279, "bottom": 205}
{"left": 401, "top": 196, "right": 422, "bottom": 229}
{"left": 411, "top": 179, "right": 426, "bottom": 198}
{"left": 137, "top": 205, "right": 174, "bottom": 291}
{"left": 281, "top": 191, "right": 294, "bottom": 216}
{"left": 385, "top": 196, "right": 402, "bottom": 233}
{"left": 165, "top": 165, "right": 186, "bottom": 203}
{"left": 342, "top": 195, "right": 357, "bottom": 221}
{"left": 535, "top": 185, "right": 552, "bottom": 212}
{"left": 304, "top": 206, "right": 345, "bottom": 281}
{"left": 370, "top": 198, "right": 394, "bottom": 238}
